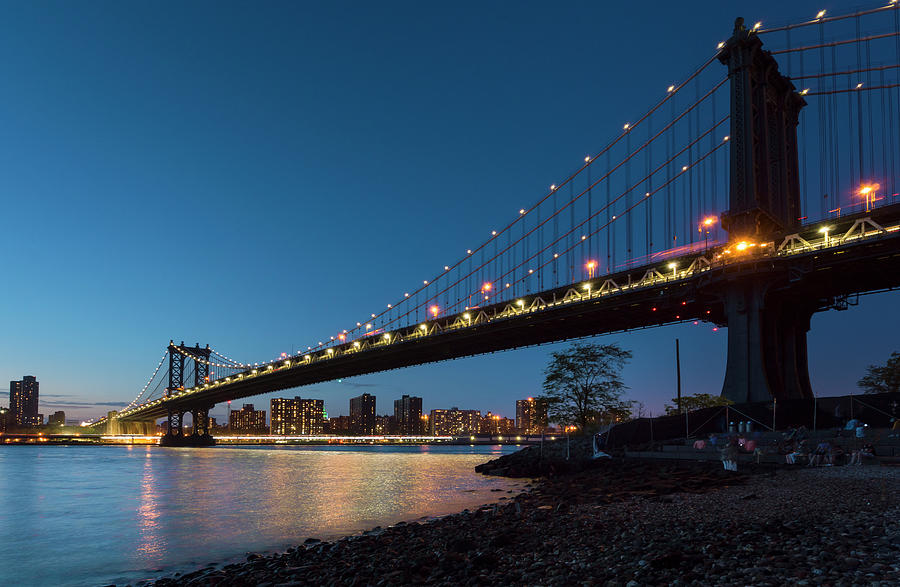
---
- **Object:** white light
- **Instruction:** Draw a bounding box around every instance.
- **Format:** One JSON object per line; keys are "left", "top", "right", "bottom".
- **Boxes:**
{"left": 491, "top": 230, "right": 497, "bottom": 235}
{"left": 420, "top": 324, "right": 427, "bottom": 331}
{"left": 466, "top": 249, "right": 472, "bottom": 254}
{"left": 463, "top": 313, "right": 471, "bottom": 319}
{"left": 753, "top": 21, "right": 762, "bottom": 30}
{"left": 668, "top": 263, "right": 677, "bottom": 269}
{"left": 581, "top": 235, "right": 587, "bottom": 240}
{"left": 528, "top": 269, "right": 534, "bottom": 274}
{"left": 553, "top": 253, "right": 559, "bottom": 258}
{"left": 444, "top": 265, "right": 449, "bottom": 270}
{"left": 816, "top": 9, "right": 826, "bottom": 19}
{"left": 716, "top": 42, "right": 725, "bottom": 49}
{"left": 723, "top": 135, "right": 730, "bottom": 141}
{"left": 404, "top": 293, "right": 409, "bottom": 297}
{"left": 623, "top": 123, "right": 630, "bottom": 130}
{"left": 585, "top": 155, "right": 591, "bottom": 162}
{"left": 519, "top": 208, "right": 526, "bottom": 214}
{"left": 667, "top": 85, "right": 675, "bottom": 92}
{"left": 423, "top": 279, "right": 429, "bottom": 284}
{"left": 800, "top": 89, "right": 809, "bottom": 96}
{"left": 856, "top": 82, "right": 863, "bottom": 89}
{"left": 550, "top": 184, "right": 556, "bottom": 190}
{"left": 682, "top": 165, "right": 688, "bottom": 171}
{"left": 383, "top": 334, "right": 390, "bottom": 340}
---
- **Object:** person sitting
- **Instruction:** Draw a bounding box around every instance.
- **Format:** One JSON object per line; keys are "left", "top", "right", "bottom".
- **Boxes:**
{"left": 830, "top": 444, "right": 845, "bottom": 466}
{"left": 809, "top": 441, "right": 831, "bottom": 467}
{"left": 889, "top": 419, "right": 900, "bottom": 439}
{"left": 785, "top": 442, "right": 806, "bottom": 465}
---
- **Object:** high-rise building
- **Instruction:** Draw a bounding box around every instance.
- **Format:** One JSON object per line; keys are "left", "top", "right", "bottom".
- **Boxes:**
{"left": 325, "top": 415, "right": 351, "bottom": 434}
{"left": 429, "top": 408, "right": 481, "bottom": 436}
{"left": 480, "top": 412, "right": 517, "bottom": 435}
{"left": 47, "top": 411, "right": 66, "bottom": 427}
{"left": 270, "top": 397, "right": 325, "bottom": 435}
{"left": 10, "top": 376, "right": 40, "bottom": 427}
{"left": 393, "top": 395, "right": 423, "bottom": 435}
{"left": 349, "top": 393, "right": 376, "bottom": 435}
{"left": 0, "top": 407, "right": 8, "bottom": 433}
{"left": 516, "top": 397, "right": 549, "bottom": 434}
{"left": 229, "top": 404, "right": 267, "bottom": 434}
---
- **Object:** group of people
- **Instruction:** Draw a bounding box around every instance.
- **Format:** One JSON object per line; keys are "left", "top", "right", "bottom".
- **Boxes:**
{"left": 783, "top": 438, "right": 876, "bottom": 466}
{"left": 697, "top": 422, "right": 881, "bottom": 470}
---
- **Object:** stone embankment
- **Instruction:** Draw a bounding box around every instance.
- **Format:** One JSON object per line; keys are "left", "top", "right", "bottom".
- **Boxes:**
{"left": 147, "top": 455, "right": 900, "bottom": 586}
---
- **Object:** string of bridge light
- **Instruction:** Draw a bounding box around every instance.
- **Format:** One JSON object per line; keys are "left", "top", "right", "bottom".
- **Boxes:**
{"left": 755, "top": 3, "right": 898, "bottom": 36}
{"left": 345, "top": 83, "right": 730, "bottom": 338}
{"left": 122, "top": 350, "right": 169, "bottom": 413}
{"left": 440, "top": 118, "right": 732, "bottom": 317}
{"left": 302, "top": 64, "right": 729, "bottom": 354}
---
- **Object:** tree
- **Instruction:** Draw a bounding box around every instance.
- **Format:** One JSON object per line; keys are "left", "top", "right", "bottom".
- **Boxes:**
{"left": 664, "top": 393, "right": 733, "bottom": 415}
{"left": 538, "top": 342, "right": 632, "bottom": 431}
{"left": 858, "top": 351, "right": 900, "bottom": 394}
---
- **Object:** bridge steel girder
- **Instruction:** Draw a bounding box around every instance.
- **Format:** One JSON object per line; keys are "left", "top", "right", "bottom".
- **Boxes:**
{"left": 119, "top": 206, "right": 900, "bottom": 421}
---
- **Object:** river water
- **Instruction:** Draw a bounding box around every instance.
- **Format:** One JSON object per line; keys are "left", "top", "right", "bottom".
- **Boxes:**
{"left": 0, "top": 444, "right": 522, "bottom": 586}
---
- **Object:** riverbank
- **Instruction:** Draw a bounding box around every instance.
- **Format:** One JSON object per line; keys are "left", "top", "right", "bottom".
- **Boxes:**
{"left": 146, "top": 459, "right": 900, "bottom": 586}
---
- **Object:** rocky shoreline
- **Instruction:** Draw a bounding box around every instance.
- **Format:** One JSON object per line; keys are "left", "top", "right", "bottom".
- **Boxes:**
{"left": 145, "top": 456, "right": 900, "bottom": 586}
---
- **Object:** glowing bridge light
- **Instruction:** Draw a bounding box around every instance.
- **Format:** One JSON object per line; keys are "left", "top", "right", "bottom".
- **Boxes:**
{"left": 585, "top": 155, "right": 591, "bottom": 162}
{"left": 365, "top": 323, "right": 372, "bottom": 330}
{"left": 463, "top": 312, "right": 471, "bottom": 319}
{"left": 383, "top": 334, "right": 391, "bottom": 341}
{"left": 491, "top": 230, "right": 497, "bottom": 236}
{"left": 404, "top": 293, "right": 410, "bottom": 297}
{"left": 816, "top": 9, "right": 826, "bottom": 19}
{"left": 327, "top": 348, "right": 334, "bottom": 355}
{"left": 856, "top": 82, "right": 863, "bottom": 89}
{"left": 723, "top": 135, "right": 730, "bottom": 141}
{"left": 420, "top": 324, "right": 427, "bottom": 331}
{"left": 519, "top": 208, "right": 526, "bottom": 214}
{"left": 353, "top": 341, "right": 360, "bottom": 348}
{"left": 735, "top": 241, "right": 749, "bottom": 251}
{"left": 667, "top": 85, "right": 675, "bottom": 92}
{"left": 550, "top": 184, "right": 556, "bottom": 190}
{"left": 717, "top": 41, "right": 725, "bottom": 49}
{"left": 623, "top": 123, "right": 630, "bottom": 130}
{"left": 799, "top": 88, "right": 809, "bottom": 96}
{"left": 466, "top": 249, "right": 472, "bottom": 255}
{"left": 429, "top": 305, "right": 440, "bottom": 317}
{"left": 444, "top": 266, "right": 450, "bottom": 271}
{"left": 516, "top": 299, "right": 525, "bottom": 307}
{"left": 753, "top": 21, "right": 762, "bottom": 30}
{"left": 482, "top": 282, "right": 492, "bottom": 292}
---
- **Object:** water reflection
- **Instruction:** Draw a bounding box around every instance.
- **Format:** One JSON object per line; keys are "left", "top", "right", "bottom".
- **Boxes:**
{"left": 0, "top": 444, "right": 520, "bottom": 586}
{"left": 137, "top": 448, "right": 164, "bottom": 563}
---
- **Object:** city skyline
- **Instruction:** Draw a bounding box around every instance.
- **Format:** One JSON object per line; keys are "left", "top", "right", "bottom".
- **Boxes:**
{"left": 1, "top": 0, "right": 898, "bottom": 422}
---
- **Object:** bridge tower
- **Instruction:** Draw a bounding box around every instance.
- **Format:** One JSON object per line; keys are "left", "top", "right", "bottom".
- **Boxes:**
{"left": 717, "top": 18, "right": 813, "bottom": 403}
{"left": 160, "top": 341, "right": 216, "bottom": 447}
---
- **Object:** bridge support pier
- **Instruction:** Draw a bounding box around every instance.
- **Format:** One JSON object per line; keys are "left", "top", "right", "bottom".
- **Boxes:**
{"left": 721, "top": 281, "right": 814, "bottom": 403}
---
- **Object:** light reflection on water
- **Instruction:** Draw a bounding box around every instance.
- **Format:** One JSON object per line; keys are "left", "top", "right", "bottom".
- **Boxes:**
{"left": 0, "top": 444, "right": 522, "bottom": 587}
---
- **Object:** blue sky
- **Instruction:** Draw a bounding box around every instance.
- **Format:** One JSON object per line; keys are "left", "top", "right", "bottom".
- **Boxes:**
{"left": 1, "top": 0, "right": 898, "bottom": 423}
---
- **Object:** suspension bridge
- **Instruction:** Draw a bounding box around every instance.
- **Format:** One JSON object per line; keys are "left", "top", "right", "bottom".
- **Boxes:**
{"left": 92, "top": 4, "right": 900, "bottom": 445}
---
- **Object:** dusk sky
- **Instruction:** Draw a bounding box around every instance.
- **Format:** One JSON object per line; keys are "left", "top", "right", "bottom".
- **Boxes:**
{"left": 1, "top": 0, "right": 897, "bottom": 423}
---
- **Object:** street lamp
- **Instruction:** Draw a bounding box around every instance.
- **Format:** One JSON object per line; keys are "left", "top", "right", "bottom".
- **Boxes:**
{"left": 818, "top": 226, "right": 831, "bottom": 247}
{"left": 698, "top": 216, "right": 717, "bottom": 250}
{"left": 859, "top": 183, "right": 879, "bottom": 212}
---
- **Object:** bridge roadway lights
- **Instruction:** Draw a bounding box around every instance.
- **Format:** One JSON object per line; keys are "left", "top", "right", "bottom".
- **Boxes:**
{"left": 720, "top": 278, "right": 815, "bottom": 403}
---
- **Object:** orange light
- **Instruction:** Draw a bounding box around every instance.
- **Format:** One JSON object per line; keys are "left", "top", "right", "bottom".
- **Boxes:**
{"left": 482, "top": 282, "right": 492, "bottom": 292}
{"left": 858, "top": 183, "right": 879, "bottom": 196}
{"left": 429, "top": 305, "right": 439, "bottom": 316}
{"left": 735, "top": 241, "right": 749, "bottom": 251}
{"left": 585, "top": 260, "right": 597, "bottom": 269}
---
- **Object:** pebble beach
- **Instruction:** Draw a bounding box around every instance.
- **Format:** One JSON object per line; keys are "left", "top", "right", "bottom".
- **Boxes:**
{"left": 145, "top": 457, "right": 900, "bottom": 586}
